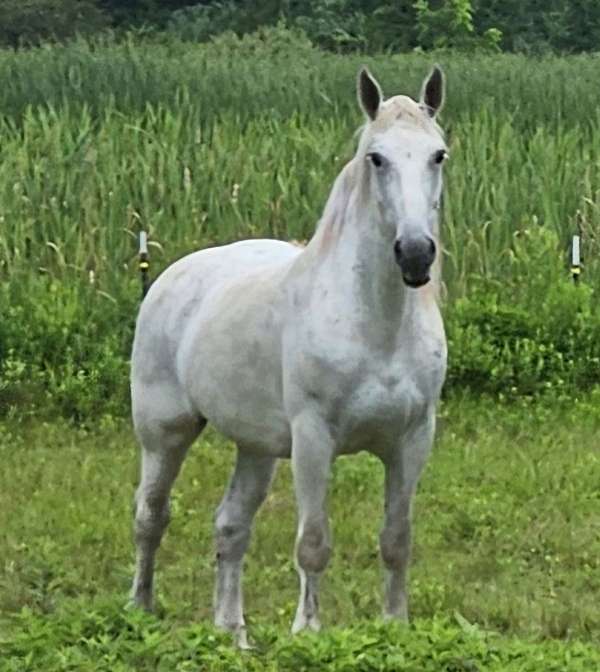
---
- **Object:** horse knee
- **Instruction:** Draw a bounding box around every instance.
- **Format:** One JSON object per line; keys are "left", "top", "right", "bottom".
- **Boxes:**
{"left": 215, "top": 510, "right": 251, "bottom": 563}
{"left": 297, "top": 521, "right": 331, "bottom": 574}
{"left": 134, "top": 489, "right": 170, "bottom": 544}
{"left": 379, "top": 525, "right": 410, "bottom": 570}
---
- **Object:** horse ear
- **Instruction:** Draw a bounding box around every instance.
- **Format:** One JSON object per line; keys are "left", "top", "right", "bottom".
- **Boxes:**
{"left": 357, "top": 67, "right": 382, "bottom": 121}
{"left": 420, "top": 65, "right": 445, "bottom": 117}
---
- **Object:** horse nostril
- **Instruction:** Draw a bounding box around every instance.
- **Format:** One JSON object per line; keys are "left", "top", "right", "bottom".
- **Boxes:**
{"left": 393, "top": 239, "right": 403, "bottom": 261}
{"left": 427, "top": 237, "right": 436, "bottom": 259}
{"left": 394, "top": 238, "right": 402, "bottom": 264}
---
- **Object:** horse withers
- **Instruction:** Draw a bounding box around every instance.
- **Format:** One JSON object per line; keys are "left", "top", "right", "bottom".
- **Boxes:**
{"left": 130, "top": 65, "right": 449, "bottom": 647}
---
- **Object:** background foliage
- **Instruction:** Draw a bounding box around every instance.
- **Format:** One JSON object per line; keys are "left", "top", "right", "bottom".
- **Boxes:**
{"left": 3, "top": 1, "right": 600, "bottom": 53}
{"left": 2, "top": 33, "right": 600, "bottom": 419}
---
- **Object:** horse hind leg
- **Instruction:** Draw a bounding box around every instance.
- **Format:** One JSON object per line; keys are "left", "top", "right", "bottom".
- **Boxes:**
{"left": 214, "top": 449, "right": 276, "bottom": 648}
{"left": 131, "top": 406, "right": 205, "bottom": 611}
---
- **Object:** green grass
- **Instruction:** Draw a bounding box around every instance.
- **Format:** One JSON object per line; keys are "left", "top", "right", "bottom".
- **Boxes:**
{"left": 3, "top": 43, "right": 600, "bottom": 294}
{"left": 2, "top": 396, "right": 599, "bottom": 668}
{"left": 1, "top": 33, "right": 599, "bottom": 131}
{"left": 3, "top": 102, "right": 600, "bottom": 295}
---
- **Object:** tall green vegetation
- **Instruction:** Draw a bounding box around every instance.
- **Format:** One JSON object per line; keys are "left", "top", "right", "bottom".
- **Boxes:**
{"left": 1, "top": 33, "right": 600, "bottom": 418}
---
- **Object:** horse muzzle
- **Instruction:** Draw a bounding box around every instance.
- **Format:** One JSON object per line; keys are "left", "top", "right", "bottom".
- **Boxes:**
{"left": 394, "top": 236, "right": 436, "bottom": 288}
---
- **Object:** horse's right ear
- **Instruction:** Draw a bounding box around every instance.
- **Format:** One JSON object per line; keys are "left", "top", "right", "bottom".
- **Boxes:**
{"left": 420, "top": 65, "right": 445, "bottom": 117}
{"left": 357, "top": 67, "right": 382, "bottom": 121}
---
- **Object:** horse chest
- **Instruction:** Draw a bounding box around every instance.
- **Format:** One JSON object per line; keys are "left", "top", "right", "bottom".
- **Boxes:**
{"left": 349, "top": 354, "right": 424, "bottom": 408}
{"left": 332, "top": 366, "right": 427, "bottom": 455}
{"left": 350, "top": 366, "right": 421, "bottom": 413}
{"left": 292, "top": 341, "right": 444, "bottom": 454}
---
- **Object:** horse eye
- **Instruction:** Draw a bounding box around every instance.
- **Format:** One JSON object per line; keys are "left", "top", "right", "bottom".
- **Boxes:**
{"left": 433, "top": 149, "right": 448, "bottom": 165}
{"left": 368, "top": 152, "right": 384, "bottom": 168}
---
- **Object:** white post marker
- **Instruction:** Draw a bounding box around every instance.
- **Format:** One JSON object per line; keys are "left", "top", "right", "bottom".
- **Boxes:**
{"left": 139, "top": 231, "right": 150, "bottom": 298}
{"left": 139, "top": 230, "right": 148, "bottom": 256}
{"left": 571, "top": 236, "right": 581, "bottom": 282}
{"left": 571, "top": 234, "right": 581, "bottom": 283}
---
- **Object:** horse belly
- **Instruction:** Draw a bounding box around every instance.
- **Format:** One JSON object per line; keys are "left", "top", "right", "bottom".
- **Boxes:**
{"left": 180, "top": 284, "right": 292, "bottom": 457}
{"left": 193, "top": 362, "right": 292, "bottom": 456}
{"left": 210, "top": 407, "right": 292, "bottom": 457}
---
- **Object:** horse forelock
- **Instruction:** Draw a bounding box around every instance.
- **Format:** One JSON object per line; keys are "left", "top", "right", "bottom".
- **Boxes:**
{"left": 357, "top": 95, "right": 444, "bottom": 155}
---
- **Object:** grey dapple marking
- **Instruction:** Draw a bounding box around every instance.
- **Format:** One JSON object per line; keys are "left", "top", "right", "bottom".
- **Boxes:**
{"left": 130, "top": 65, "right": 448, "bottom": 646}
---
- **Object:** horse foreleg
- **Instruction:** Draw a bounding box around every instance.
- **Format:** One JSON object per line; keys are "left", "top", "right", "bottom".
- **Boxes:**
{"left": 291, "top": 413, "right": 334, "bottom": 634}
{"left": 214, "top": 450, "right": 277, "bottom": 648}
{"left": 379, "top": 414, "right": 435, "bottom": 620}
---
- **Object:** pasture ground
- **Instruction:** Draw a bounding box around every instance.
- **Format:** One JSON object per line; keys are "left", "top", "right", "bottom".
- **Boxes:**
{"left": 1, "top": 394, "right": 599, "bottom": 670}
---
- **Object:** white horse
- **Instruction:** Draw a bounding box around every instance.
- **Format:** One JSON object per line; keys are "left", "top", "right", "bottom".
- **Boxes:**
{"left": 130, "top": 65, "right": 448, "bottom": 647}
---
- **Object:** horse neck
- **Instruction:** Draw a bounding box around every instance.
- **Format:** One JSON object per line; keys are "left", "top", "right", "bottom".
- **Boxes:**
{"left": 304, "top": 160, "right": 423, "bottom": 342}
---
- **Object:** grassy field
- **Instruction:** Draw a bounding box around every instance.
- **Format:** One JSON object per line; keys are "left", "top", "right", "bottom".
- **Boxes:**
{"left": 3, "top": 34, "right": 600, "bottom": 298}
{"left": 2, "top": 396, "right": 599, "bottom": 669}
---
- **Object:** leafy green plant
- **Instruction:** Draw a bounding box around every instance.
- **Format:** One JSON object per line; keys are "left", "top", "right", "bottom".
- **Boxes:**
{"left": 445, "top": 228, "right": 600, "bottom": 396}
{"left": 414, "top": 0, "right": 501, "bottom": 51}
{"left": 3, "top": 600, "right": 600, "bottom": 670}
{"left": 166, "top": 1, "right": 241, "bottom": 43}
{"left": 292, "top": 1, "right": 368, "bottom": 52}
{"left": 0, "top": 0, "right": 109, "bottom": 48}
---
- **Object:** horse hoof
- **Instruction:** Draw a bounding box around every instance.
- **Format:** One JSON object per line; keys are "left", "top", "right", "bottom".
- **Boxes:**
{"left": 126, "top": 594, "right": 153, "bottom": 613}
{"left": 291, "top": 614, "right": 321, "bottom": 634}
{"left": 383, "top": 609, "right": 408, "bottom": 623}
{"left": 236, "top": 627, "right": 254, "bottom": 650}
{"left": 215, "top": 620, "right": 254, "bottom": 649}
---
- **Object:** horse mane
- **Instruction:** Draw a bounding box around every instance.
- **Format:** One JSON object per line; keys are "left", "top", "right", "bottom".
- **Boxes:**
{"left": 311, "top": 158, "right": 359, "bottom": 254}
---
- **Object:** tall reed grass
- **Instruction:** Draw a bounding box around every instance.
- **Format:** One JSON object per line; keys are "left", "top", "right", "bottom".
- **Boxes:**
{"left": 1, "top": 33, "right": 599, "bottom": 132}
{"left": 1, "top": 88, "right": 599, "bottom": 296}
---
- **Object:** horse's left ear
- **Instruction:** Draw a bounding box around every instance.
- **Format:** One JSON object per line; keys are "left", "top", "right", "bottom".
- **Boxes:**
{"left": 420, "top": 65, "right": 445, "bottom": 118}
